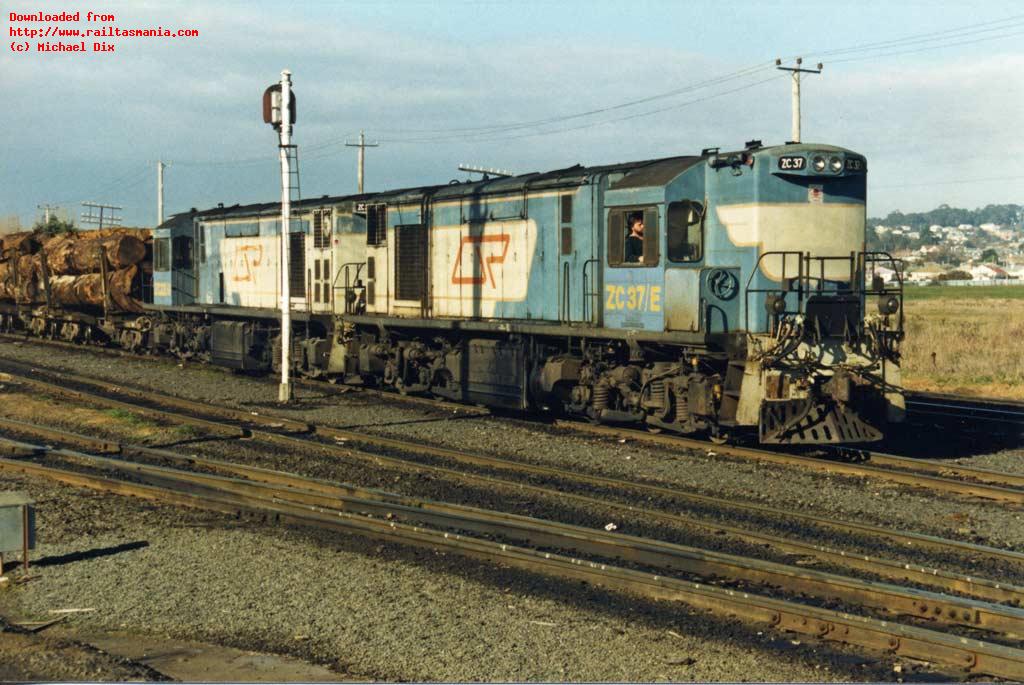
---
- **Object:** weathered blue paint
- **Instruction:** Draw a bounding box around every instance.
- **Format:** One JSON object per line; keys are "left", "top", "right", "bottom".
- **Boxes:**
{"left": 162, "top": 142, "right": 867, "bottom": 344}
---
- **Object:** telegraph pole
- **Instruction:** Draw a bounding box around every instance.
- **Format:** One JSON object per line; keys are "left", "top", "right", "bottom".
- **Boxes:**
{"left": 80, "top": 202, "right": 122, "bottom": 230}
{"left": 775, "top": 58, "right": 823, "bottom": 143}
{"left": 156, "top": 160, "right": 167, "bottom": 226}
{"left": 345, "top": 130, "right": 379, "bottom": 193}
{"left": 37, "top": 204, "right": 59, "bottom": 224}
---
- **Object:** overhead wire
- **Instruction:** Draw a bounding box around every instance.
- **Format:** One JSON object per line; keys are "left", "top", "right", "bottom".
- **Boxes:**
{"left": 801, "top": 14, "right": 1024, "bottom": 59}
{"left": 50, "top": 164, "right": 151, "bottom": 207}
{"left": 83, "top": 10, "right": 1024, "bottom": 170}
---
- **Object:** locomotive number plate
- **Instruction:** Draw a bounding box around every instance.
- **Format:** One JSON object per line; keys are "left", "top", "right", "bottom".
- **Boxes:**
{"left": 845, "top": 158, "right": 865, "bottom": 171}
{"left": 605, "top": 284, "right": 662, "bottom": 312}
{"left": 778, "top": 156, "right": 806, "bottom": 171}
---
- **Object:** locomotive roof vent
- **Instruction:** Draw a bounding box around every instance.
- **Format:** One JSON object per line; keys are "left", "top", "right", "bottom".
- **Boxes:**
{"left": 745, "top": 139, "right": 763, "bottom": 150}
{"left": 701, "top": 147, "right": 720, "bottom": 156}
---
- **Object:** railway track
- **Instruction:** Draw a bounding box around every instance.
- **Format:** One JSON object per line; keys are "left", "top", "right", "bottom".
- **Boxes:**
{"left": 0, "top": 333, "right": 488, "bottom": 417}
{"left": 905, "top": 391, "right": 1024, "bottom": 427}
{"left": 2, "top": 361, "right": 1024, "bottom": 594}
{"left": 6, "top": 353, "right": 1024, "bottom": 509}
{"left": 6, "top": 333, "right": 1023, "bottom": 431}
{"left": 558, "top": 422, "right": 1024, "bottom": 502}
{"left": 4, "top": 427, "right": 1024, "bottom": 678}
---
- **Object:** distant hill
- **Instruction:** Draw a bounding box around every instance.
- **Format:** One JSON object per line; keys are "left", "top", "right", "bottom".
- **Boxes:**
{"left": 868, "top": 204, "right": 1023, "bottom": 230}
{"left": 866, "top": 203, "right": 1024, "bottom": 256}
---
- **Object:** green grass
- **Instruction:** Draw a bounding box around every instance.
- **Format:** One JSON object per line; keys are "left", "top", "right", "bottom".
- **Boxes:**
{"left": 903, "top": 284, "right": 1024, "bottom": 301}
{"left": 104, "top": 408, "right": 155, "bottom": 427}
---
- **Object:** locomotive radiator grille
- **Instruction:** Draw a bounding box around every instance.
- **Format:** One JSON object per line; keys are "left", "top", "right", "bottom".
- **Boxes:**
{"left": 395, "top": 224, "right": 428, "bottom": 303}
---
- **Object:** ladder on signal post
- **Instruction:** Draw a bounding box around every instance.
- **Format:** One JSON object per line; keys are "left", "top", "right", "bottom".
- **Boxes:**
{"left": 282, "top": 144, "right": 308, "bottom": 314}
{"left": 283, "top": 144, "right": 301, "bottom": 203}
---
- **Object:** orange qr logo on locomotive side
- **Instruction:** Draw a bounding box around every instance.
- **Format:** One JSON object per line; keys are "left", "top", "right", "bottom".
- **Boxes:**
{"left": 231, "top": 244, "right": 264, "bottom": 282}
{"left": 450, "top": 234, "right": 511, "bottom": 288}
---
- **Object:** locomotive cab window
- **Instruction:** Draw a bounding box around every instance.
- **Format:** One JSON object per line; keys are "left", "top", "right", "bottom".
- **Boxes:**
{"left": 667, "top": 201, "right": 704, "bottom": 263}
{"left": 607, "top": 207, "right": 659, "bottom": 267}
{"left": 172, "top": 236, "right": 193, "bottom": 269}
{"left": 154, "top": 238, "right": 170, "bottom": 272}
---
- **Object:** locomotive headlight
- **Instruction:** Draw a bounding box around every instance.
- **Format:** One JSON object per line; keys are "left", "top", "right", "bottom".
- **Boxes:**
{"left": 829, "top": 156, "right": 843, "bottom": 172}
{"left": 877, "top": 294, "right": 900, "bottom": 315}
{"left": 765, "top": 293, "right": 787, "bottom": 315}
{"left": 812, "top": 156, "right": 826, "bottom": 172}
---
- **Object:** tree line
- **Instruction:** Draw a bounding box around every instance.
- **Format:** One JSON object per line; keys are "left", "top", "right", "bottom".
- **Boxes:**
{"left": 868, "top": 204, "right": 1023, "bottom": 230}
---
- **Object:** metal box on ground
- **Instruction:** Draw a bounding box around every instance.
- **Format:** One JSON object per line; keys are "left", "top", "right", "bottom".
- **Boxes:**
{"left": 0, "top": 491, "right": 35, "bottom": 573}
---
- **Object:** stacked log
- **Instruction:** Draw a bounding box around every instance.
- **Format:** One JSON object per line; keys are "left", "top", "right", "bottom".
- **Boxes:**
{"left": 0, "top": 255, "right": 39, "bottom": 303}
{"left": 0, "top": 228, "right": 151, "bottom": 312}
{"left": 1, "top": 232, "right": 41, "bottom": 261}
{"left": 48, "top": 265, "right": 142, "bottom": 313}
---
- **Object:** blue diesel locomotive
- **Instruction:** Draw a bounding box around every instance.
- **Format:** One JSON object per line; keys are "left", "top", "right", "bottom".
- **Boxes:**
{"left": 123, "top": 140, "right": 902, "bottom": 444}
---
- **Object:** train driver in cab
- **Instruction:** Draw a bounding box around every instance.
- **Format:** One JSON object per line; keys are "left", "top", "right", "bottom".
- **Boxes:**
{"left": 625, "top": 214, "right": 645, "bottom": 263}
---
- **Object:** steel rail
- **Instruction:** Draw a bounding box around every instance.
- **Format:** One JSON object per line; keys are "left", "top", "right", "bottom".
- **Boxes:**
{"left": 1, "top": 410, "right": 1023, "bottom": 608}
{"left": 556, "top": 421, "right": 1024, "bottom": 505}
{"left": 25, "top": 439, "right": 1024, "bottom": 639}
{"left": 905, "top": 400, "right": 1024, "bottom": 426}
{"left": 9, "top": 357, "right": 1024, "bottom": 505}
{"left": 4, "top": 361, "right": 1024, "bottom": 573}
{"left": 3, "top": 449, "right": 1024, "bottom": 678}
{"left": 908, "top": 391, "right": 1024, "bottom": 410}
{"left": 561, "top": 419, "right": 1024, "bottom": 491}
{"left": 0, "top": 333, "right": 487, "bottom": 416}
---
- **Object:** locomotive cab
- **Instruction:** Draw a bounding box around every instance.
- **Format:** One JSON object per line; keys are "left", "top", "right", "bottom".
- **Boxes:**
{"left": 716, "top": 143, "right": 905, "bottom": 443}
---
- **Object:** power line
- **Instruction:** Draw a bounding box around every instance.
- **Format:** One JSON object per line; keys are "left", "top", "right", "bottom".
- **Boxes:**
{"left": 50, "top": 164, "right": 150, "bottom": 206}
{"left": 359, "top": 62, "right": 777, "bottom": 136}
{"left": 826, "top": 28, "right": 1024, "bottom": 65}
{"left": 387, "top": 74, "right": 788, "bottom": 144}
{"left": 802, "top": 14, "right": 1024, "bottom": 59}
{"left": 77, "top": 11, "right": 1024, "bottom": 171}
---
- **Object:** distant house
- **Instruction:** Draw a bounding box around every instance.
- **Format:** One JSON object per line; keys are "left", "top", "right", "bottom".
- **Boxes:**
{"left": 905, "top": 272, "right": 936, "bottom": 284}
{"left": 970, "top": 264, "right": 1009, "bottom": 280}
{"left": 871, "top": 266, "right": 898, "bottom": 283}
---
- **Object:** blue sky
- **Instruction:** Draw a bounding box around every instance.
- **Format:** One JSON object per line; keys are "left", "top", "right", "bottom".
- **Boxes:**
{"left": 3, "top": 0, "right": 1023, "bottom": 227}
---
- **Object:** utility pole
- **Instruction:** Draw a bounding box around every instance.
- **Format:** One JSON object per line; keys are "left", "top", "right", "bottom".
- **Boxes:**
{"left": 775, "top": 58, "right": 823, "bottom": 143}
{"left": 36, "top": 204, "right": 59, "bottom": 224}
{"left": 345, "top": 130, "right": 379, "bottom": 194}
{"left": 80, "top": 201, "right": 122, "bottom": 230}
{"left": 156, "top": 160, "right": 167, "bottom": 226}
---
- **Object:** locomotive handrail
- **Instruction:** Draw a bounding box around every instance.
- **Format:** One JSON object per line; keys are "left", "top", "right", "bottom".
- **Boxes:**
{"left": 334, "top": 261, "right": 367, "bottom": 315}
{"left": 560, "top": 261, "right": 571, "bottom": 324}
{"left": 581, "top": 258, "right": 600, "bottom": 324}
{"left": 743, "top": 250, "right": 905, "bottom": 336}
{"left": 743, "top": 250, "right": 804, "bottom": 332}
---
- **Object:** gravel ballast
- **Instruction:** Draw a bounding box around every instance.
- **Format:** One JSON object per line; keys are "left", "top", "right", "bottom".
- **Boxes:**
{"left": 0, "top": 470, "right": 903, "bottom": 682}
{"left": 0, "top": 338, "right": 1017, "bottom": 680}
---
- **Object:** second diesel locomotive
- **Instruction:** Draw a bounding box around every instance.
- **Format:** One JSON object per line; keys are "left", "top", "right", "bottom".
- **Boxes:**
{"left": 22, "top": 140, "right": 906, "bottom": 444}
